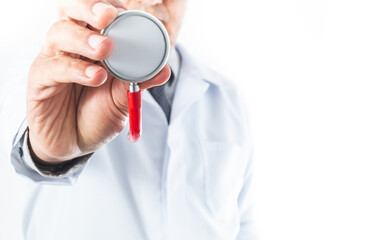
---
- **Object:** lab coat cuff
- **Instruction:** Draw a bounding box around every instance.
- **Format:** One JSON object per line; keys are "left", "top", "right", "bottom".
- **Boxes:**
{"left": 22, "top": 129, "right": 93, "bottom": 179}
{"left": 12, "top": 117, "right": 28, "bottom": 147}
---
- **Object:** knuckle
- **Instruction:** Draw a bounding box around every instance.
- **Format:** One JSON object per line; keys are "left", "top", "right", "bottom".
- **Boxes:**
{"left": 67, "top": 58, "right": 80, "bottom": 72}
{"left": 65, "top": 57, "right": 86, "bottom": 78}
{"left": 47, "top": 20, "right": 66, "bottom": 37}
{"left": 45, "top": 20, "right": 68, "bottom": 50}
{"left": 48, "top": 56, "right": 60, "bottom": 78}
{"left": 72, "top": 24, "right": 89, "bottom": 40}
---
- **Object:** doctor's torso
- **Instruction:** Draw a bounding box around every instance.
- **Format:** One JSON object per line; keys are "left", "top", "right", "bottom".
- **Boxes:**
{"left": 23, "top": 46, "right": 252, "bottom": 240}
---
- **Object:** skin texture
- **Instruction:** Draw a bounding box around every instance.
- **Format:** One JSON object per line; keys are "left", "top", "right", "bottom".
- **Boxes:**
{"left": 27, "top": 0, "right": 188, "bottom": 163}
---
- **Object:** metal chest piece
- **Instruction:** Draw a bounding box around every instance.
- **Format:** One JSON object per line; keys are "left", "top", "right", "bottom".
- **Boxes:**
{"left": 101, "top": 10, "right": 170, "bottom": 142}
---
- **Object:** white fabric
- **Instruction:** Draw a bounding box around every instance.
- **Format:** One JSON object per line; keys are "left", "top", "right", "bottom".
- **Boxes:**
{"left": 7, "top": 44, "right": 255, "bottom": 240}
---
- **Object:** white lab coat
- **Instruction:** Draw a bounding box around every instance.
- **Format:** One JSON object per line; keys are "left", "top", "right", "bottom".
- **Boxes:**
{"left": 4, "top": 45, "right": 255, "bottom": 240}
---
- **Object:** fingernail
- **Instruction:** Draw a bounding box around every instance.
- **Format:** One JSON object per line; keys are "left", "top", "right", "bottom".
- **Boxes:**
{"left": 117, "top": 8, "right": 126, "bottom": 13}
{"left": 85, "top": 65, "right": 102, "bottom": 78}
{"left": 92, "top": 2, "right": 115, "bottom": 17}
{"left": 88, "top": 35, "right": 107, "bottom": 49}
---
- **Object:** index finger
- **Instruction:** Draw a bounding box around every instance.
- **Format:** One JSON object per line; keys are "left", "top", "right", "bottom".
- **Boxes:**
{"left": 58, "top": 0, "right": 126, "bottom": 30}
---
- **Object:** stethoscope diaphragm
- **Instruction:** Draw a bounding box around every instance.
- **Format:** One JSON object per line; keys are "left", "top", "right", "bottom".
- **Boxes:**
{"left": 101, "top": 10, "right": 170, "bottom": 142}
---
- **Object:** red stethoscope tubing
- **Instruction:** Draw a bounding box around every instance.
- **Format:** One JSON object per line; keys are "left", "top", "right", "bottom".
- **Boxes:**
{"left": 127, "top": 85, "right": 142, "bottom": 142}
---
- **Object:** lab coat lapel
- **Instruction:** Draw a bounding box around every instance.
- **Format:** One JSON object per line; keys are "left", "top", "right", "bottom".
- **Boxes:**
{"left": 170, "top": 46, "right": 210, "bottom": 123}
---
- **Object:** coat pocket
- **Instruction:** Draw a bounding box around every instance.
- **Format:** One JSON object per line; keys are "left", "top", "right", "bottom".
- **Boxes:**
{"left": 202, "top": 141, "right": 245, "bottom": 222}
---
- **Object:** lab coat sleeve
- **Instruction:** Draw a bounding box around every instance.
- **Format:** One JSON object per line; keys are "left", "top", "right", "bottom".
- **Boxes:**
{"left": 235, "top": 149, "right": 256, "bottom": 240}
{"left": 10, "top": 118, "right": 92, "bottom": 185}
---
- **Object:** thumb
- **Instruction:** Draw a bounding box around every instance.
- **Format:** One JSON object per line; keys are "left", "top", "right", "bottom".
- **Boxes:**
{"left": 111, "top": 79, "right": 130, "bottom": 116}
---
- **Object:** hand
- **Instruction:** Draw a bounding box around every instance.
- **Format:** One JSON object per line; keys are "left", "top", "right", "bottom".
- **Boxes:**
{"left": 27, "top": 0, "right": 171, "bottom": 163}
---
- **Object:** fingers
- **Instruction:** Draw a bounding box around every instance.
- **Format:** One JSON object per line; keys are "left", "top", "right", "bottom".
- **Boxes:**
{"left": 30, "top": 54, "right": 108, "bottom": 89}
{"left": 138, "top": 65, "right": 172, "bottom": 90}
{"left": 43, "top": 20, "right": 114, "bottom": 61}
{"left": 104, "top": 0, "right": 128, "bottom": 12}
{"left": 58, "top": 0, "right": 127, "bottom": 30}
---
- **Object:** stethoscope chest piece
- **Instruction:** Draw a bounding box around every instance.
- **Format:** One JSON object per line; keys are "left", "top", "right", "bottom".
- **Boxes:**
{"left": 101, "top": 10, "right": 170, "bottom": 142}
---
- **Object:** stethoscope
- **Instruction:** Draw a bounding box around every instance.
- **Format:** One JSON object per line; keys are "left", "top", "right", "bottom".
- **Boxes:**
{"left": 101, "top": 10, "right": 170, "bottom": 142}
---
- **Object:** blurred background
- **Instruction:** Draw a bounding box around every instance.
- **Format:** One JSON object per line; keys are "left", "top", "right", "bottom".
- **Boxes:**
{"left": 1, "top": 0, "right": 378, "bottom": 239}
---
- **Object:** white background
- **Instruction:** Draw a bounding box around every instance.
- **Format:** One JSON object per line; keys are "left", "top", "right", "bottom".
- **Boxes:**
{"left": 1, "top": 0, "right": 379, "bottom": 239}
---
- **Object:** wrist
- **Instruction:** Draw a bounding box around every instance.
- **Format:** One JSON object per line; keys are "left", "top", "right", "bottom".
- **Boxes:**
{"left": 27, "top": 129, "right": 70, "bottom": 165}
